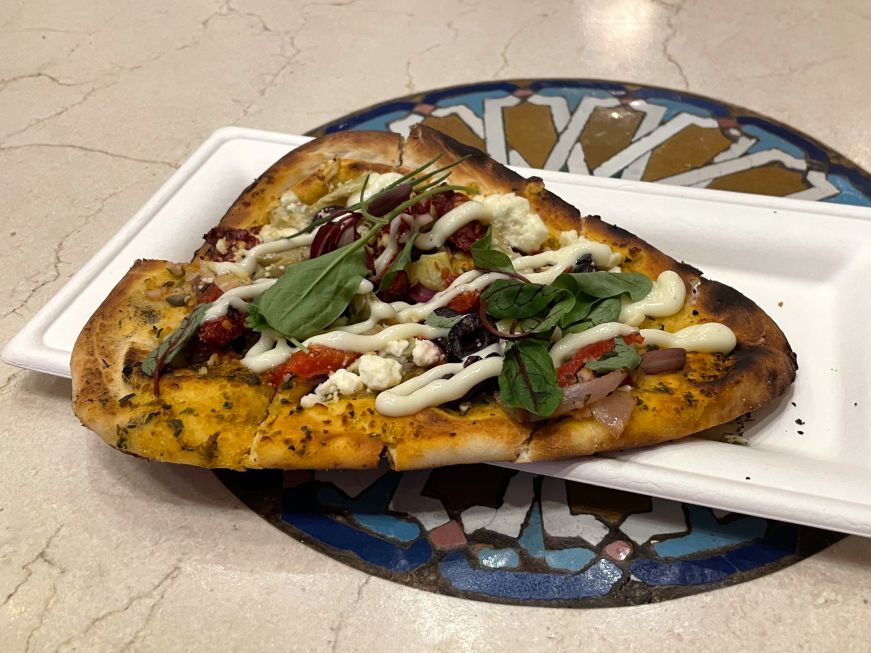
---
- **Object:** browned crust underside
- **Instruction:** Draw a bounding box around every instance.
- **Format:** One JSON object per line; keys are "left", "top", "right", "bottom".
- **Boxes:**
{"left": 71, "top": 124, "right": 797, "bottom": 469}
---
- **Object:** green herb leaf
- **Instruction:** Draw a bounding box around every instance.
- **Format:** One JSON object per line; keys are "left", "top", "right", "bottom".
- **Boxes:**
{"left": 252, "top": 243, "right": 368, "bottom": 340}
{"left": 141, "top": 303, "right": 211, "bottom": 377}
{"left": 519, "top": 292, "right": 576, "bottom": 334}
{"left": 499, "top": 339, "right": 562, "bottom": 417}
{"left": 562, "top": 296, "right": 622, "bottom": 334}
{"left": 378, "top": 227, "right": 420, "bottom": 292}
{"left": 424, "top": 312, "right": 466, "bottom": 329}
{"left": 481, "top": 280, "right": 568, "bottom": 320}
{"left": 470, "top": 225, "right": 515, "bottom": 273}
{"left": 564, "top": 271, "right": 652, "bottom": 302}
{"left": 585, "top": 338, "right": 641, "bottom": 373}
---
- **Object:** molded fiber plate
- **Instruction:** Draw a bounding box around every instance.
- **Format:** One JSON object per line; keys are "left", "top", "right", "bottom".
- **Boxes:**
{"left": 4, "top": 127, "right": 870, "bottom": 536}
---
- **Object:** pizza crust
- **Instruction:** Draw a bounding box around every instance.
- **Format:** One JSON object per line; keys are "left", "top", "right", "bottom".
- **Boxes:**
{"left": 72, "top": 125, "right": 797, "bottom": 470}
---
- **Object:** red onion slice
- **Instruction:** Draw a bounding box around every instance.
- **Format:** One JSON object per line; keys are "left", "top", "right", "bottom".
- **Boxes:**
{"left": 553, "top": 370, "right": 627, "bottom": 417}
{"left": 408, "top": 283, "right": 437, "bottom": 302}
{"left": 590, "top": 389, "right": 635, "bottom": 434}
{"left": 367, "top": 183, "right": 413, "bottom": 216}
{"left": 640, "top": 348, "right": 687, "bottom": 374}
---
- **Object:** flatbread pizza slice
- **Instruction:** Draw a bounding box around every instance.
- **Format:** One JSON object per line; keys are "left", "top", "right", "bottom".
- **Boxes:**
{"left": 71, "top": 125, "right": 797, "bottom": 470}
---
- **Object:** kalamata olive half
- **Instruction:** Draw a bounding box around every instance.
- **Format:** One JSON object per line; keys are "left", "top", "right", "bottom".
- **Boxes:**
{"left": 572, "top": 253, "right": 595, "bottom": 273}
{"left": 443, "top": 313, "right": 498, "bottom": 362}
{"left": 366, "top": 183, "right": 413, "bottom": 216}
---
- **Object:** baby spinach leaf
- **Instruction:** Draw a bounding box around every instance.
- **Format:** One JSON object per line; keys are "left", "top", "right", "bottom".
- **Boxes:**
{"left": 424, "top": 312, "right": 466, "bottom": 329}
{"left": 252, "top": 243, "right": 368, "bottom": 340}
{"left": 470, "top": 225, "right": 515, "bottom": 273}
{"left": 585, "top": 338, "right": 641, "bottom": 373}
{"left": 563, "top": 296, "right": 622, "bottom": 334}
{"left": 499, "top": 339, "right": 562, "bottom": 417}
{"left": 141, "top": 302, "right": 211, "bottom": 377}
{"left": 481, "top": 280, "right": 567, "bottom": 320}
{"left": 563, "top": 271, "right": 652, "bottom": 302}
{"left": 378, "top": 227, "right": 420, "bottom": 293}
{"left": 519, "top": 293, "right": 576, "bottom": 334}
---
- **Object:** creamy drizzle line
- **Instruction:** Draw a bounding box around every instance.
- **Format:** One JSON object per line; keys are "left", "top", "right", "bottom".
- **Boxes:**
{"left": 392, "top": 238, "right": 622, "bottom": 323}
{"left": 549, "top": 321, "right": 737, "bottom": 366}
{"left": 203, "top": 279, "right": 276, "bottom": 321}
{"left": 415, "top": 201, "right": 490, "bottom": 250}
{"left": 241, "top": 330, "right": 293, "bottom": 373}
{"left": 375, "top": 357, "right": 503, "bottom": 417}
{"left": 210, "top": 231, "right": 316, "bottom": 277}
{"left": 619, "top": 271, "right": 685, "bottom": 326}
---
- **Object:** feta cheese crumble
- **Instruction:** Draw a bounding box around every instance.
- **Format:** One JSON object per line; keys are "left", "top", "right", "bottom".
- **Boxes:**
{"left": 357, "top": 354, "right": 403, "bottom": 391}
{"left": 299, "top": 368, "right": 364, "bottom": 408}
{"left": 476, "top": 193, "right": 548, "bottom": 253}
{"left": 411, "top": 339, "right": 443, "bottom": 367}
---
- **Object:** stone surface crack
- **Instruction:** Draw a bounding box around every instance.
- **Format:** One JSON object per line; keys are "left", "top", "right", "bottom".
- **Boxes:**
{"left": 0, "top": 525, "right": 63, "bottom": 610}
{"left": 18, "top": 526, "right": 67, "bottom": 653}
{"left": 2, "top": 81, "right": 116, "bottom": 142}
{"left": 0, "top": 370, "right": 24, "bottom": 399}
{"left": 329, "top": 575, "right": 371, "bottom": 653}
{"left": 0, "top": 143, "right": 176, "bottom": 168}
{"left": 57, "top": 565, "right": 181, "bottom": 652}
{"left": 652, "top": 0, "right": 689, "bottom": 89}
{"left": 493, "top": 2, "right": 570, "bottom": 79}
{"left": 0, "top": 184, "right": 129, "bottom": 322}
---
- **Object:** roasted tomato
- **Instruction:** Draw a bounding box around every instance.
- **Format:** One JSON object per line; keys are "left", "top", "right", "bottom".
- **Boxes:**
{"left": 412, "top": 190, "right": 468, "bottom": 218}
{"left": 268, "top": 346, "right": 361, "bottom": 386}
{"left": 377, "top": 270, "right": 410, "bottom": 302}
{"left": 446, "top": 220, "right": 487, "bottom": 254}
{"left": 202, "top": 226, "right": 260, "bottom": 262}
{"left": 196, "top": 282, "right": 223, "bottom": 304}
{"left": 555, "top": 335, "right": 643, "bottom": 386}
{"left": 447, "top": 290, "right": 480, "bottom": 314}
{"left": 556, "top": 339, "right": 616, "bottom": 387}
{"left": 197, "top": 311, "right": 247, "bottom": 349}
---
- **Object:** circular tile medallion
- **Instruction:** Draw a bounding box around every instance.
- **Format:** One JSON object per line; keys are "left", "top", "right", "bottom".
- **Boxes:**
{"left": 219, "top": 80, "right": 867, "bottom": 607}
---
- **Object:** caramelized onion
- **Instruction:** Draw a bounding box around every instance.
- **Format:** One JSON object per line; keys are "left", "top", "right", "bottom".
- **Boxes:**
{"left": 640, "top": 348, "right": 687, "bottom": 374}
{"left": 590, "top": 389, "right": 635, "bottom": 434}
{"left": 367, "top": 183, "right": 413, "bottom": 216}
{"left": 310, "top": 213, "right": 360, "bottom": 258}
{"left": 408, "top": 283, "right": 437, "bottom": 302}
{"left": 552, "top": 370, "right": 627, "bottom": 417}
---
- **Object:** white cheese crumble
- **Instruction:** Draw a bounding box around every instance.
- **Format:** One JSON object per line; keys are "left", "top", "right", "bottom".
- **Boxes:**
{"left": 300, "top": 368, "right": 364, "bottom": 408}
{"left": 411, "top": 339, "right": 443, "bottom": 367}
{"left": 475, "top": 193, "right": 548, "bottom": 253}
{"left": 346, "top": 172, "right": 404, "bottom": 207}
{"left": 382, "top": 339, "right": 411, "bottom": 358}
{"left": 357, "top": 354, "right": 403, "bottom": 391}
{"left": 559, "top": 229, "right": 579, "bottom": 246}
{"left": 214, "top": 238, "right": 229, "bottom": 255}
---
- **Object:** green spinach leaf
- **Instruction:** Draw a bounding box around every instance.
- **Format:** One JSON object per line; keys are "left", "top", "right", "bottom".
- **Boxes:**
{"left": 585, "top": 338, "right": 641, "bottom": 373}
{"left": 252, "top": 243, "right": 368, "bottom": 340}
{"left": 424, "top": 312, "right": 466, "bottom": 329}
{"left": 563, "top": 271, "right": 652, "bottom": 302}
{"left": 470, "top": 225, "right": 515, "bottom": 273}
{"left": 563, "top": 296, "right": 622, "bottom": 334}
{"left": 481, "top": 279, "right": 568, "bottom": 320}
{"left": 499, "top": 339, "right": 562, "bottom": 417}
{"left": 141, "top": 302, "right": 211, "bottom": 377}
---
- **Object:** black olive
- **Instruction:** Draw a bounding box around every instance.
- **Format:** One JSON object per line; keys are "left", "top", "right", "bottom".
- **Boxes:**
{"left": 463, "top": 355, "right": 481, "bottom": 368}
{"left": 434, "top": 306, "right": 461, "bottom": 319}
{"left": 572, "top": 253, "right": 595, "bottom": 273}
{"left": 444, "top": 313, "right": 497, "bottom": 362}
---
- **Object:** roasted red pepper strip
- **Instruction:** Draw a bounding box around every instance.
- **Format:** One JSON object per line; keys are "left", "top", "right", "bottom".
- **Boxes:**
{"left": 268, "top": 346, "right": 361, "bottom": 387}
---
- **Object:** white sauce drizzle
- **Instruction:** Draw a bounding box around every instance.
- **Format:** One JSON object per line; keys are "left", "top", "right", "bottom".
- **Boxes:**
{"left": 549, "top": 323, "right": 639, "bottom": 365}
{"left": 241, "top": 330, "right": 293, "bottom": 372}
{"left": 639, "top": 323, "right": 736, "bottom": 354}
{"left": 345, "top": 172, "right": 404, "bottom": 206}
{"left": 304, "top": 324, "right": 449, "bottom": 353}
{"left": 203, "top": 279, "right": 276, "bottom": 321}
{"left": 375, "top": 357, "right": 503, "bottom": 417}
{"left": 415, "top": 201, "right": 491, "bottom": 250}
{"left": 619, "top": 271, "right": 686, "bottom": 326}
{"left": 209, "top": 231, "right": 316, "bottom": 277}
{"left": 373, "top": 215, "right": 403, "bottom": 277}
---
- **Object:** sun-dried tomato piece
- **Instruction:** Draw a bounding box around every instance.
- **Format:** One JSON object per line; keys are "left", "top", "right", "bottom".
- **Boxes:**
{"left": 268, "top": 346, "right": 361, "bottom": 386}
{"left": 412, "top": 190, "right": 468, "bottom": 218}
{"left": 556, "top": 339, "right": 616, "bottom": 387}
{"left": 197, "top": 312, "right": 247, "bottom": 349}
{"left": 446, "top": 221, "right": 487, "bottom": 254}
{"left": 202, "top": 226, "right": 260, "bottom": 262}
{"left": 447, "top": 290, "right": 480, "bottom": 314}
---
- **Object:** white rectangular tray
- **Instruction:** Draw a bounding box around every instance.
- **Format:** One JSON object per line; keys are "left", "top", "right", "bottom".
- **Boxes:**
{"left": 4, "top": 127, "right": 871, "bottom": 537}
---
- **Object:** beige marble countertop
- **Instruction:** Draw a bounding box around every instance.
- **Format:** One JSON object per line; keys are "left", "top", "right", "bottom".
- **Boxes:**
{"left": 2, "top": 1, "right": 871, "bottom": 650}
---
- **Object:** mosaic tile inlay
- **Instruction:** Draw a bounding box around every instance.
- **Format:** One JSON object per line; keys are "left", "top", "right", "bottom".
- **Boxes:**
{"left": 220, "top": 80, "right": 865, "bottom": 607}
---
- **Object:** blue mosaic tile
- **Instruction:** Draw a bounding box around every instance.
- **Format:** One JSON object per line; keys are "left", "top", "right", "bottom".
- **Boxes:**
{"left": 544, "top": 547, "right": 596, "bottom": 572}
{"left": 653, "top": 507, "right": 768, "bottom": 558}
{"left": 441, "top": 553, "right": 622, "bottom": 601}
{"left": 477, "top": 547, "right": 521, "bottom": 569}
